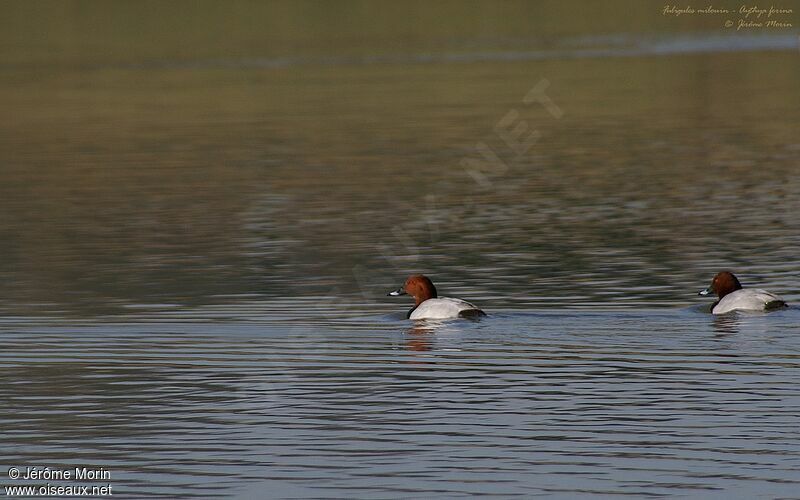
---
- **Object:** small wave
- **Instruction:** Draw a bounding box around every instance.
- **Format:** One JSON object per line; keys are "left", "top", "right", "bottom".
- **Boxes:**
{"left": 150, "top": 32, "right": 800, "bottom": 69}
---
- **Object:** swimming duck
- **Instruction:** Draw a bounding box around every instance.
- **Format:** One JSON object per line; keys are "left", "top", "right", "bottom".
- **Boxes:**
{"left": 699, "top": 271, "right": 786, "bottom": 314}
{"left": 388, "top": 275, "right": 485, "bottom": 320}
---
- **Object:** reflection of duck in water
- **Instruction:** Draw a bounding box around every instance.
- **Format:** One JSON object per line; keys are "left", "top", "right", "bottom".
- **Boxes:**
{"left": 387, "top": 275, "right": 485, "bottom": 320}
{"left": 405, "top": 324, "right": 434, "bottom": 352}
{"left": 712, "top": 314, "right": 740, "bottom": 335}
{"left": 699, "top": 271, "right": 787, "bottom": 314}
{"left": 404, "top": 321, "right": 464, "bottom": 352}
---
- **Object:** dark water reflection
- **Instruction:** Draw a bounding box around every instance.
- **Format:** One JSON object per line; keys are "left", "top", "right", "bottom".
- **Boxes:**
{"left": 1, "top": 43, "right": 799, "bottom": 314}
{"left": 2, "top": 2, "right": 800, "bottom": 497}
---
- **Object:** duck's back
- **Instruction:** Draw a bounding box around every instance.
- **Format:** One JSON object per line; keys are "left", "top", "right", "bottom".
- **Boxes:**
{"left": 713, "top": 289, "right": 786, "bottom": 314}
{"left": 409, "top": 297, "right": 485, "bottom": 320}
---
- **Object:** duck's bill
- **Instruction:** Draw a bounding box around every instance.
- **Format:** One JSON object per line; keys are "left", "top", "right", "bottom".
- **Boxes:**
{"left": 698, "top": 288, "right": 711, "bottom": 296}
{"left": 387, "top": 288, "right": 407, "bottom": 296}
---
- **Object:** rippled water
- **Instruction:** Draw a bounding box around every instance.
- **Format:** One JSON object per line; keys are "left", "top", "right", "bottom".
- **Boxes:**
{"left": 2, "top": 2, "right": 800, "bottom": 498}
{"left": 2, "top": 307, "right": 800, "bottom": 498}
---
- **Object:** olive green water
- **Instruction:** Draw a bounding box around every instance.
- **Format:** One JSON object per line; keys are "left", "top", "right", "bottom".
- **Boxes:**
{"left": 1, "top": 2, "right": 799, "bottom": 498}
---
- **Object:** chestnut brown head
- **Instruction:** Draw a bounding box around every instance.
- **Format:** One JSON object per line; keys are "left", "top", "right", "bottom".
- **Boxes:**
{"left": 699, "top": 271, "right": 743, "bottom": 299}
{"left": 387, "top": 275, "right": 438, "bottom": 306}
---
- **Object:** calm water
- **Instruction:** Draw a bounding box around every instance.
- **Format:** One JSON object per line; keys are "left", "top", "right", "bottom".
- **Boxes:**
{"left": 2, "top": 2, "right": 800, "bottom": 498}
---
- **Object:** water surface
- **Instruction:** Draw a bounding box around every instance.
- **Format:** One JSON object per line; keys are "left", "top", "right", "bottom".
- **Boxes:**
{"left": 1, "top": 2, "right": 799, "bottom": 498}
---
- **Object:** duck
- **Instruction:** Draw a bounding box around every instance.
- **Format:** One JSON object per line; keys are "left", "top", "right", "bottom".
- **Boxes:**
{"left": 387, "top": 275, "right": 485, "bottom": 320}
{"left": 698, "top": 271, "right": 787, "bottom": 314}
